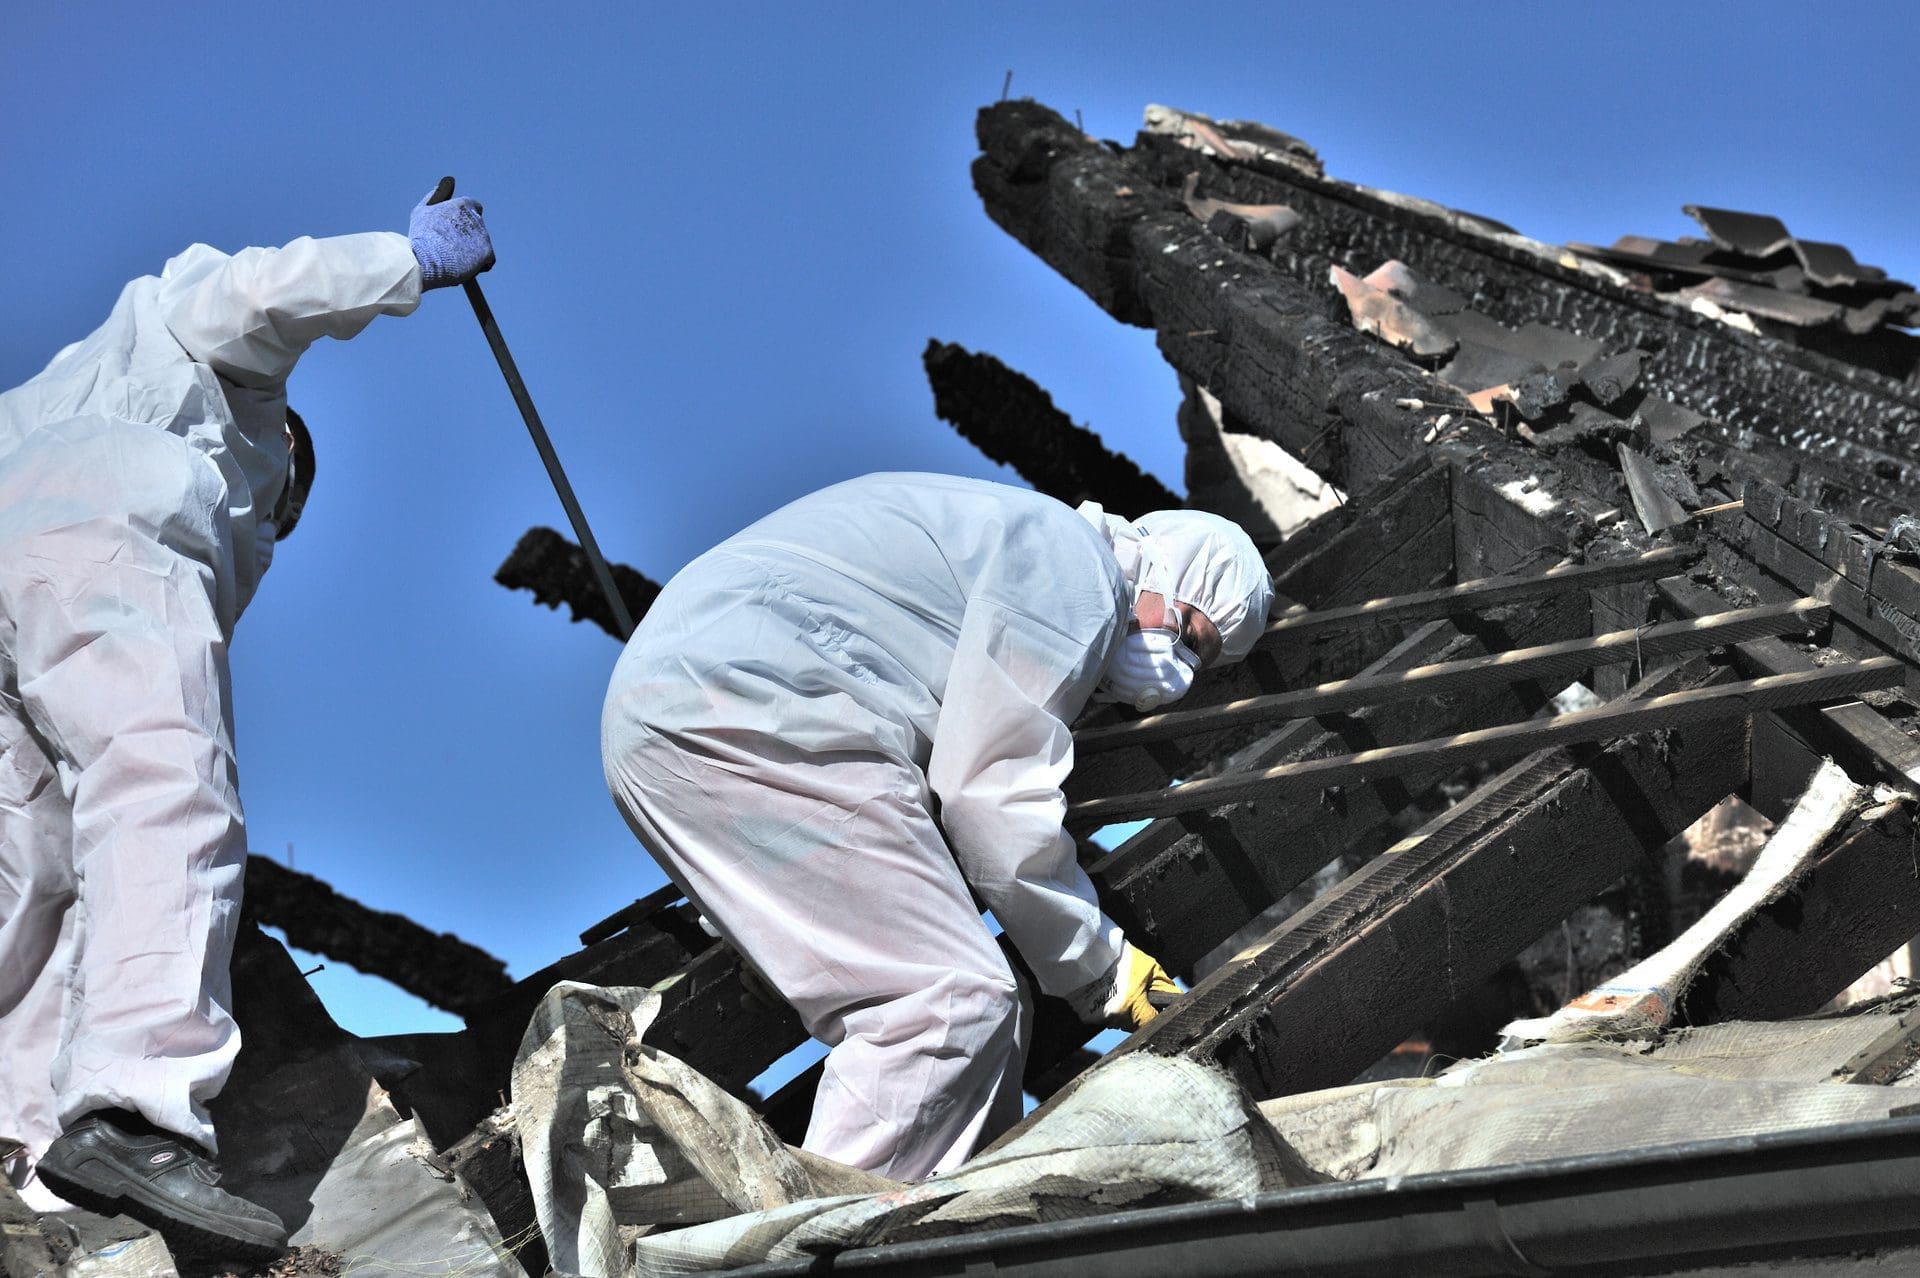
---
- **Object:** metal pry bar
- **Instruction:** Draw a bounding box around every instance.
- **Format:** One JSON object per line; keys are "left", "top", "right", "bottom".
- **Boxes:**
{"left": 428, "top": 176, "right": 636, "bottom": 639}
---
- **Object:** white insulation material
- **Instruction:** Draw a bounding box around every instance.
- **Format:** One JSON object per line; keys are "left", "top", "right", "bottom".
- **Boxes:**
{"left": 1501, "top": 757, "right": 1865, "bottom": 1047}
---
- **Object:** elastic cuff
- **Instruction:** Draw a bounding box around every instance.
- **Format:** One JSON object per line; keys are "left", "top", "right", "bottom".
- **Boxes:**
{"left": 1064, "top": 942, "right": 1127, "bottom": 1024}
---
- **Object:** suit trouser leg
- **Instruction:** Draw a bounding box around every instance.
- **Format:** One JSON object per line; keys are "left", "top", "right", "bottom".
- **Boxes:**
{"left": 605, "top": 726, "right": 1029, "bottom": 1182}
{"left": 0, "top": 694, "right": 79, "bottom": 1203}
{"left": 1, "top": 520, "right": 245, "bottom": 1155}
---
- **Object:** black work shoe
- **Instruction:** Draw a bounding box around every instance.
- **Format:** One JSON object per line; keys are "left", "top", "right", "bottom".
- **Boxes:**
{"left": 36, "top": 1111, "right": 287, "bottom": 1261}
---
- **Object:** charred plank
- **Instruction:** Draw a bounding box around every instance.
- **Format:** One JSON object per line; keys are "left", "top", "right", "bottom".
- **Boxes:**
{"left": 1116, "top": 119, "right": 1920, "bottom": 487}
{"left": 1092, "top": 617, "right": 1550, "bottom": 977}
{"left": 1257, "top": 545, "right": 1700, "bottom": 648}
{"left": 496, "top": 525, "right": 662, "bottom": 642}
{"left": 1071, "top": 659, "right": 1902, "bottom": 827}
{"left": 922, "top": 340, "right": 1180, "bottom": 513}
{"left": 241, "top": 854, "right": 512, "bottom": 1018}
{"left": 1077, "top": 600, "right": 1827, "bottom": 757}
{"left": 1068, "top": 461, "right": 1452, "bottom": 804}
{"left": 989, "top": 657, "right": 1744, "bottom": 1147}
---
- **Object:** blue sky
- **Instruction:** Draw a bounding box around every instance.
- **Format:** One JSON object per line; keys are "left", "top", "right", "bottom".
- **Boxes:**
{"left": 4, "top": 3, "right": 1917, "bottom": 1043}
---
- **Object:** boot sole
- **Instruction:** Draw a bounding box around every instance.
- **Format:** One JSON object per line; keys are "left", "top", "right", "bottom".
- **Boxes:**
{"left": 37, "top": 1155, "right": 286, "bottom": 1262}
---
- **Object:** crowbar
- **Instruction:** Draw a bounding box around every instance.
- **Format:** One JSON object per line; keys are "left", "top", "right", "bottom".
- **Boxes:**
{"left": 428, "top": 176, "right": 636, "bottom": 640}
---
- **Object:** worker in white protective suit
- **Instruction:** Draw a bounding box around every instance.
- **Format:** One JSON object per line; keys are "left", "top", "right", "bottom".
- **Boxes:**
{"left": 601, "top": 472, "right": 1273, "bottom": 1180}
{"left": 0, "top": 192, "right": 494, "bottom": 1257}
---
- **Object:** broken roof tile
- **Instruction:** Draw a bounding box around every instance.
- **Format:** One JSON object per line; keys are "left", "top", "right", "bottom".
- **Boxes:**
{"left": 1511, "top": 320, "right": 1605, "bottom": 369}
{"left": 1508, "top": 366, "right": 1579, "bottom": 422}
{"left": 1361, "top": 259, "right": 1470, "bottom": 315}
{"left": 1143, "top": 103, "right": 1324, "bottom": 177}
{"left": 1578, "top": 349, "right": 1646, "bottom": 407}
{"left": 1678, "top": 277, "right": 1847, "bottom": 328}
{"left": 1438, "top": 343, "right": 1541, "bottom": 396}
{"left": 1794, "top": 237, "right": 1867, "bottom": 288}
{"left": 1684, "top": 205, "right": 1796, "bottom": 259}
{"left": 1842, "top": 297, "right": 1894, "bottom": 337}
{"left": 1618, "top": 442, "right": 1691, "bottom": 533}
{"left": 1180, "top": 172, "right": 1300, "bottom": 251}
{"left": 1329, "top": 264, "right": 1456, "bottom": 359}
{"left": 1632, "top": 395, "right": 1709, "bottom": 444}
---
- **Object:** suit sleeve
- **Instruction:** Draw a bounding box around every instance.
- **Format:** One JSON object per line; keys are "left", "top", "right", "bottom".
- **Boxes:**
{"left": 926, "top": 595, "right": 1125, "bottom": 998}
{"left": 155, "top": 233, "right": 422, "bottom": 388}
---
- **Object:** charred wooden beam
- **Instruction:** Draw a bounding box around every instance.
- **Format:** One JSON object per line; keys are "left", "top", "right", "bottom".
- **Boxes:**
{"left": 1264, "top": 453, "right": 1434, "bottom": 587}
{"left": 578, "top": 884, "right": 686, "bottom": 947}
{"left": 975, "top": 101, "right": 1648, "bottom": 579}
{"left": 1266, "top": 454, "right": 1455, "bottom": 606}
{"left": 1256, "top": 545, "right": 1700, "bottom": 648}
{"left": 1115, "top": 119, "right": 1920, "bottom": 500}
{"left": 240, "top": 854, "right": 512, "bottom": 1018}
{"left": 1092, "top": 619, "right": 1506, "bottom": 976}
{"left": 495, "top": 525, "right": 662, "bottom": 642}
{"left": 991, "top": 658, "right": 1745, "bottom": 1152}
{"left": 922, "top": 339, "right": 1180, "bottom": 513}
{"left": 1078, "top": 599, "right": 1828, "bottom": 757}
{"left": 1091, "top": 579, "right": 1601, "bottom": 980}
{"left": 646, "top": 944, "right": 808, "bottom": 1095}
{"left": 1068, "top": 458, "right": 1453, "bottom": 804}
{"left": 1072, "top": 658, "right": 1902, "bottom": 828}
{"left": 1743, "top": 481, "right": 1920, "bottom": 616}
{"left": 1198, "top": 665, "right": 1745, "bottom": 1100}
{"left": 973, "top": 100, "right": 1435, "bottom": 492}
{"left": 1087, "top": 450, "right": 1601, "bottom": 977}
{"left": 974, "top": 100, "right": 1920, "bottom": 533}
{"left": 1657, "top": 575, "right": 1920, "bottom": 798}
{"left": 1717, "top": 498, "right": 1920, "bottom": 666}
{"left": 1728, "top": 480, "right": 1920, "bottom": 658}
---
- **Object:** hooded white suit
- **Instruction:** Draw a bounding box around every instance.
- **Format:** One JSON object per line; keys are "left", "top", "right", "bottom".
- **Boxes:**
{"left": 0, "top": 233, "right": 420, "bottom": 1201}
{"left": 601, "top": 472, "right": 1271, "bottom": 1179}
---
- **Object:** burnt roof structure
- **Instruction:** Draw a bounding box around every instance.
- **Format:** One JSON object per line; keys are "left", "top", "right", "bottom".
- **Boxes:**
{"left": 488, "top": 100, "right": 1920, "bottom": 1275}
{"left": 475, "top": 98, "right": 1920, "bottom": 1277}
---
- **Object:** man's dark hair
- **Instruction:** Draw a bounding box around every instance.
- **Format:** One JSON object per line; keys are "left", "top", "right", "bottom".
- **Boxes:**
{"left": 278, "top": 406, "right": 316, "bottom": 539}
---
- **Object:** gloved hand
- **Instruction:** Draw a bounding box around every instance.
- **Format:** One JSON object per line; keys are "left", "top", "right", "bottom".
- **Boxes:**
{"left": 1104, "top": 943, "right": 1181, "bottom": 1032}
{"left": 409, "top": 189, "right": 495, "bottom": 289}
{"left": 1068, "top": 941, "right": 1182, "bottom": 1032}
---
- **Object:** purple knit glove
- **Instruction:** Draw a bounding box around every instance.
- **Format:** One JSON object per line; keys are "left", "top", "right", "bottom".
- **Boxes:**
{"left": 409, "top": 191, "right": 494, "bottom": 289}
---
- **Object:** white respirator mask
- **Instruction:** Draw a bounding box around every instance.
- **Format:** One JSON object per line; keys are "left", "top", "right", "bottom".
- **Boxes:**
{"left": 1097, "top": 607, "right": 1200, "bottom": 712}
{"left": 1095, "top": 536, "right": 1207, "bottom": 712}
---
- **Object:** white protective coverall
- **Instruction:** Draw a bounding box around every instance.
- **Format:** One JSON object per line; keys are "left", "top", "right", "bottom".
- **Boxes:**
{"left": 601, "top": 472, "right": 1272, "bottom": 1180}
{"left": 0, "top": 234, "right": 421, "bottom": 1201}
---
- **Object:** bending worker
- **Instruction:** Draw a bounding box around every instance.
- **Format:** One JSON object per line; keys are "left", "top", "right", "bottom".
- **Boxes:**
{"left": 602, "top": 471, "right": 1272, "bottom": 1179}
{"left": 0, "top": 193, "right": 494, "bottom": 1255}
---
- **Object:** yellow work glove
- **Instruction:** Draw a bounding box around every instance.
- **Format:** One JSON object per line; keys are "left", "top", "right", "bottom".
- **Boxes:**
{"left": 1105, "top": 943, "right": 1182, "bottom": 1032}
